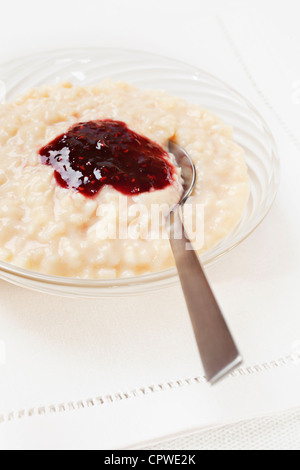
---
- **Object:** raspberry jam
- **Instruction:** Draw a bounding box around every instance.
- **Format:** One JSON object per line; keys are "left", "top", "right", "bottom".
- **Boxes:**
{"left": 39, "top": 120, "right": 174, "bottom": 197}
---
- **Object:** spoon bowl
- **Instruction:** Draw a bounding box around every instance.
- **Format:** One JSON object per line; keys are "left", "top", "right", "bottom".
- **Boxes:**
{"left": 168, "top": 141, "right": 196, "bottom": 205}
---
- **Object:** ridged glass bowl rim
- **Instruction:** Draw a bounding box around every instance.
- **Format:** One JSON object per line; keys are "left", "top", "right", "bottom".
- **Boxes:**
{"left": 0, "top": 47, "right": 280, "bottom": 297}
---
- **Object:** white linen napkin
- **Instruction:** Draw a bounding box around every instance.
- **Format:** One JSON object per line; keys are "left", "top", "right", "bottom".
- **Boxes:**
{"left": 0, "top": 1, "right": 300, "bottom": 450}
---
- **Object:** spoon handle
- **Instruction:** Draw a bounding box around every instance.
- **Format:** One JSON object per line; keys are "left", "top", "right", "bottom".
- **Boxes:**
{"left": 168, "top": 207, "right": 242, "bottom": 384}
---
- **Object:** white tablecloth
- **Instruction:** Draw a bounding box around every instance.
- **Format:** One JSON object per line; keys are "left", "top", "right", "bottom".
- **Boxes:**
{"left": 0, "top": 0, "right": 300, "bottom": 450}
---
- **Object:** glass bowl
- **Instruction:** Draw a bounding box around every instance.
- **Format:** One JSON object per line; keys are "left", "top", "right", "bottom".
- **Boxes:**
{"left": 0, "top": 48, "right": 280, "bottom": 297}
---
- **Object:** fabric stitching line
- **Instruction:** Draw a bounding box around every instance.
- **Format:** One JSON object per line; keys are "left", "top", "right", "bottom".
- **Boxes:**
{"left": 217, "top": 16, "right": 300, "bottom": 152}
{"left": 0, "top": 350, "right": 299, "bottom": 425}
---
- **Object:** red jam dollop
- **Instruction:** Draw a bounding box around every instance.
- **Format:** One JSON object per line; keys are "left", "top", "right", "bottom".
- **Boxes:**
{"left": 39, "top": 120, "right": 174, "bottom": 197}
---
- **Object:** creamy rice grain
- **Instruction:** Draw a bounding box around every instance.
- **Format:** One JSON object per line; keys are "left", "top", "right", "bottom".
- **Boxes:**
{"left": 0, "top": 80, "right": 249, "bottom": 278}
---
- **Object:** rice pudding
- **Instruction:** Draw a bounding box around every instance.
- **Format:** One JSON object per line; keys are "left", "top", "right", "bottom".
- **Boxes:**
{"left": 0, "top": 80, "right": 249, "bottom": 279}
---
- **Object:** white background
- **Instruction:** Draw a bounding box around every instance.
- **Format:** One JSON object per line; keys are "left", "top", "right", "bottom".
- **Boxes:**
{"left": 0, "top": 0, "right": 300, "bottom": 450}
{"left": 0, "top": 0, "right": 299, "bottom": 75}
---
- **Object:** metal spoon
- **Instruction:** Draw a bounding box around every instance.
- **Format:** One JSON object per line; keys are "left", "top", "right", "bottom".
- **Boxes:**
{"left": 167, "top": 141, "right": 242, "bottom": 384}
